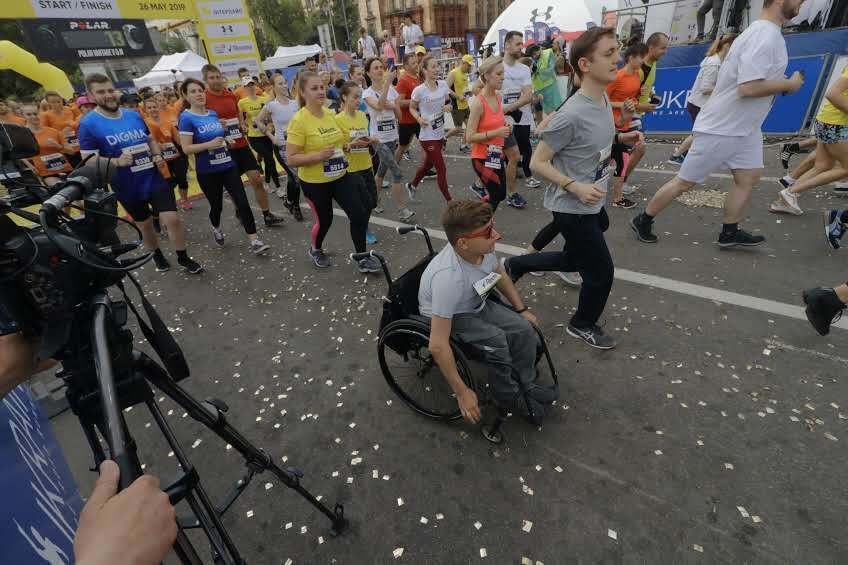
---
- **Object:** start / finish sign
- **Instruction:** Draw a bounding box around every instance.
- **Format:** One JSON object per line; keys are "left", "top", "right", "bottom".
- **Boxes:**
{"left": 10, "top": 0, "right": 196, "bottom": 21}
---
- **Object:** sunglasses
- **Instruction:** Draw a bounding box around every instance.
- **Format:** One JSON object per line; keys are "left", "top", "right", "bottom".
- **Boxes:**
{"left": 460, "top": 221, "right": 500, "bottom": 241}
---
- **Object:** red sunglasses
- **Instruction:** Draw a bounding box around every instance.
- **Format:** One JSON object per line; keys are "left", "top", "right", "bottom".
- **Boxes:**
{"left": 460, "top": 221, "right": 500, "bottom": 240}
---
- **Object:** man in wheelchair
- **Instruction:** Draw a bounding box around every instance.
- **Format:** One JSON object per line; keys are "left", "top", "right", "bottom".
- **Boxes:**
{"left": 419, "top": 200, "right": 559, "bottom": 424}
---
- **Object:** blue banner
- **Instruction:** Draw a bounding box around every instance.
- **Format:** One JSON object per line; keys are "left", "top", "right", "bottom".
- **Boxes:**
{"left": 644, "top": 55, "right": 828, "bottom": 134}
{"left": 1, "top": 386, "right": 82, "bottom": 565}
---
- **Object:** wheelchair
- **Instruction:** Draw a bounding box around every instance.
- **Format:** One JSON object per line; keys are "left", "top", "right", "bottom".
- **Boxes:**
{"left": 351, "top": 225, "right": 560, "bottom": 444}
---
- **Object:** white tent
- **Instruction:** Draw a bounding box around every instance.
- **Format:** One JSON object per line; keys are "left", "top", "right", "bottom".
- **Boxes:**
{"left": 482, "top": 0, "right": 593, "bottom": 54}
{"left": 262, "top": 44, "right": 322, "bottom": 70}
{"left": 133, "top": 51, "right": 209, "bottom": 89}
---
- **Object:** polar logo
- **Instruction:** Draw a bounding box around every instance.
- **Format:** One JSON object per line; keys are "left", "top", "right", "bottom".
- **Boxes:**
{"left": 197, "top": 122, "right": 223, "bottom": 135}
{"left": 105, "top": 129, "right": 147, "bottom": 146}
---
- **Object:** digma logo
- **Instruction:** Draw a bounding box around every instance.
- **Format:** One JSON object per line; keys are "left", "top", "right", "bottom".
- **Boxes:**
{"left": 106, "top": 129, "right": 147, "bottom": 146}
{"left": 197, "top": 122, "right": 221, "bottom": 134}
{"left": 69, "top": 21, "right": 111, "bottom": 30}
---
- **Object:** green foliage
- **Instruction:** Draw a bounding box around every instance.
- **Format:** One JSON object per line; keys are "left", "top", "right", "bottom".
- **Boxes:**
{"left": 247, "top": 0, "right": 360, "bottom": 53}
{"left": 159, "top": 34, "right": 188, "bottom": 55}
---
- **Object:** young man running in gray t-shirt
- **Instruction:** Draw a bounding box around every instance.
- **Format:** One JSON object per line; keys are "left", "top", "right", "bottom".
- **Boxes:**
{"left": 503, "top": 27, "right": 642, "bottom": 350}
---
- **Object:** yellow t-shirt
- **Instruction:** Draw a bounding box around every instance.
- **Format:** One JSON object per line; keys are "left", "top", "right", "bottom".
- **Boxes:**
{"left": 334, "top": 110, "right": 372, "bottom": 173}
{"left": 287, "top": 106, "right": 347, "bottom": 184}
{"left": 237, "top": 95, "right": 269, "bottom": 137}
{"left": 450, "top": 68, "right": 470, "bottom": 111}
{"left": 816, "top": 66, "right": 848, "bottom": 126}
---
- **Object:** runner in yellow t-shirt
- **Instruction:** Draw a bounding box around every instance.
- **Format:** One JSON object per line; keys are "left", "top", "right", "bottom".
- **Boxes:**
{"left": 237, "top": 77, "right": 278, "bottom": 190}
{"left": 446, "top": 54, "right": 474, "bottom": 151}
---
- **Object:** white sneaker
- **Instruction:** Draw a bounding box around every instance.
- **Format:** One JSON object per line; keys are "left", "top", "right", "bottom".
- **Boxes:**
{"left": 525, "top": 177, "right": 542, "bottom": 188}
{"left": 398, "top": 208, "right": 415, "bottom": 222}
{"left": 382, "top": 179, "right": 390, "bottom": 188}
{"left": 779, "top": 188, "right": 803, "bottom": 215}
{"left": 554, "top": 271, "right": 582, "bottom": 287}
{"left": 834, "top": 181, "right": 848, "bottom": 190}
{"left": 529, "top": 271, "right": 544, "bottom": 277}
{"left": 769, "top": 199, "right": 801, "bottom": 216}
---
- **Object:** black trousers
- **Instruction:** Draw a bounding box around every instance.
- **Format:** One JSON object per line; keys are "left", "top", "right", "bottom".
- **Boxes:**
{"left": 248, "top": 136, "right": 279, "bottom": 187}
{"left": 471, "top": 158, "right": 506, "bottom": 211}
{"left": 512, "top": 124, "right": 533, "bottom": 178}
{"left": 272, "top": 143, "right": 301, "bottom": 204}
{"left": 167, "top": 155, "right": 189, "bottom": 190}
{"left": 509, "top": 208, "right": 613, "bottom": 329}
{"left": 196, "top": 167, "right": 257, "bottom": 235}
{"left": 531, "top": 220, "right": 559, "bottom": 251}
{"left": 301, "top": 175, "right": 368, "bottom": 253}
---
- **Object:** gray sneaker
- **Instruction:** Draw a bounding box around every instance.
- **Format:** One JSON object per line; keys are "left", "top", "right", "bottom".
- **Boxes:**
{"left": 405, "top": 182, "right": 418, "bottom": 202}
{"left": 554, "top": 271, "right": 582, "bottom": 287}
{"left": 398, "top": 207, "right": 415, "bottom": 222}
{"left": 357, "top": 255, "right": 382, "bottom": 273}
{"left": 250, "top": 239, "right": 270, "bottom": 255}
{"left": 566, "top": 324, "right": 617, "bottom": 350}
{"left": 309, "top": 248, "right": 332, "bottom": 268}
{"left": 525, "top": 177, "right": 542, "bottom": 188}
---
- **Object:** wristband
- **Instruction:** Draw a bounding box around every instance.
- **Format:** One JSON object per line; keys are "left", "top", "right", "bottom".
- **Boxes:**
{"left": 561, "top": 179, "right": 575, "bottom": 191}
{"left": 515, "top": 307, "right": 528, "bottom": 314}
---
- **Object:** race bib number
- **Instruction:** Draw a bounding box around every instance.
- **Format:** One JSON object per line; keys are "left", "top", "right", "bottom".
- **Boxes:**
{"left": 207, "top": 144, "right": 231, "bottom": 166}
{"left": 473, "top": 272, "right": 501, "bottom": 299}
{"left": 502, "top": 89, "right": 520, "bottom": 106}
{"left": 323, "top": 148, "right": 347, "bottom": 177}
{"left": 594, "top": 145, "right": 613, "bottom": 189}
{"left": 40, "top": 153, "right": 67, "bottom": 172}
{"left": 65, "top": 132, "right": 79, "bottom": 147}
{"left": 426, "top": 112, "right": 444, "bottom": 131}
{"left": 484, "top": 144, "right": 502, "bottom": 169}
{"left": 222, "top": 118, "right": 243, "bottom": 141}
{"left": 125, "top": 143, "right": 154, "bottom": 173}
{"left": 277, "top": 140, "right": 287, "bottom": 161}
{"left": 160, "top": 142, "right": 179, "bottom": 160}
{"left": 377, "top": 118, "right": 396, "bottom": 133}
{"left": 350, "top": 129, "right": 370, "bottom": 153}
{"left": 463, "top": 86, "right": 472, "bottom": 99}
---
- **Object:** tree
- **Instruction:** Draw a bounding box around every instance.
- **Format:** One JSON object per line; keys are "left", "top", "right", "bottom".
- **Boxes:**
{"left": 0, "top": 21, "right": 81, "bottom": 100}
{"left": 247, "top": 0, "right": 316, "bottom": 49}
{"left": 159, "top": 34, "right": 188, "bottom": 55}
{"left": 308, "top": 0, "right": 360, "bottom": 52}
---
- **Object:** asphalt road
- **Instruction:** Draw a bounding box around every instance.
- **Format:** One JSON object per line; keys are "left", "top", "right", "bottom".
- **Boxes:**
{"left": 50, "top": 138, "right": 848, "bottom": 564}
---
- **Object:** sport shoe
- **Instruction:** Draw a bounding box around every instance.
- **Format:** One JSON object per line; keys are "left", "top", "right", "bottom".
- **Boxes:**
{"left": 622, "top": 183, "right": 638, "bottom": 196}
{"left": 833, "top": 181, "right": 848, "bottom": 194}
{"left": 667, "top": 153, "right": 685, "bottom": 165}
{"left": 284, "top": 200, "right": 304, "bottom": 221}
{"left": 276, "top": 187, "right": 286, "bottom": 199}
{"left": 778, "top": 188, "right": 803, "bottom": 215}
{"left": 308, "top": 248, "right": 331, "bottom": 268}
{"left": 769, "top": 199, "right": 800, "bottom": 215}
{"left": 212, "top": 227, "right": 225, "bottom": 246}
{"left": 178, "top": 256, "right": 204, "bottom": 274}
{"left": 381, "top": 179, "right": 390, "bottom": 188}
{"left": 405, "top": 182, "right": 418, "bottom": 201}
{"left": 780, "top": 142, "right": 799, "bottom": 170}
{"left": 630, "top": 213, "right": 658, "bottom": 243}
{"left": 250, "top": 239, "right": 270, "bottom": 255}
{"left": 357, "top": 255, "right": 382, "bottom": 273}
{"left": 802, "top": 287, "right": 845, "bottom": 335}
{"left": 554, "top": 271, "right": 582, "bottom": 287}
{"left": 468, "top": 183, "right": 487, "bottom": 200}
{"left": 366, "top": 231, "right": 378, "bottom": 245}
{"left": 402, "top": 151, "right": 411, "bottom": 161}
{"left": 263, "top": 211, "right": 285, "bottom": 227}
{"left": 398, "top": 208, "right": 415, "bottom": 222}
{"left": 153, "top": 250, "right": 170, "bottom": 272}
{"left": 525, "top": 177, "right": 542, "bottom": 188}
{"left": 824, "top": 209, "right": 844, "bottom": 250}
{"left": 423, "top": 170, "right": 437, "bottom": 179}
{"left": 717, "top": 228, "right": 765, "bottom": 248}
{"left": 613, "top": 198, "right": 636, "bottom": 209}
{"left": 777, "top": 177, "right": 792, "bottom": 190}
{"left": 566, "top": 324, "right": 617, "bottom": 350}
{"left": 506, "top": 193, "right": 527, "bottom": 208}
{"left": 373, "top": 205, "right": 384, "bottom": 214}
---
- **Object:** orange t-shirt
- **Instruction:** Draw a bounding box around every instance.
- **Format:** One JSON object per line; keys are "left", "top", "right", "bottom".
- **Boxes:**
{"left": 146, "top": 118, "right": 181, "bottom": 161}
{"left": 0, "top": 113, "right": 25, "bottom": 125}
{"left": 605, "top": 67, "right": 642, "bottom": 131}
{"left": 233, "top": 85, "right": 265, "bottom": 99}
{"left": 30, "top": 127, "right": 72, "bottom": 177}
{"left": 40, "top": 108, "right": 80, "bottom": 149}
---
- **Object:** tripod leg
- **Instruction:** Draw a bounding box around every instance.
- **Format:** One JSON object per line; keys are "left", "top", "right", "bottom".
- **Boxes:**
{"left": 135, "top": 352, "right": 349, "bottom": 535}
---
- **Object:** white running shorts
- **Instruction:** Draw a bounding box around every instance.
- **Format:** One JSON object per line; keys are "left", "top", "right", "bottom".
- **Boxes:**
{"left": 679, "top": 130, "right": 764, "bottom": 184}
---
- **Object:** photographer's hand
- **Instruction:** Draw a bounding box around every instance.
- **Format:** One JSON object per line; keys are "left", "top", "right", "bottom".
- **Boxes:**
{"left": 0, "top": 333, "right": 57, "bottom": 400}
{"left": 74, "top": 460, "right": 177, "bottom": 565}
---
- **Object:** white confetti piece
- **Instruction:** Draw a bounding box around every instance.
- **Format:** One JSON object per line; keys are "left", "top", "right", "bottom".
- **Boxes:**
{"left": 696, "top": 440, "right": 704, "bottom": 446}
{"left": 522, "top": 520, "right": 533, "bottom": 532}
{"left": 480, "top": 548, "right": 487, "bottom": 558}
{"left": 349, "top": 422, "right": 357, "bottom": 429}
{"left": 693, "top": 544, "right": 704, "bottom": 553}
{"left": 535, "top": 465, "right": 542, "bottom": 471}
{"left": 372, "top": 470, "right": 379, "bottom": 479}
{"left": 346, "top": 477, "right": 354, "bottom": 484}
{"left": 300, "top": 526, "right": 307, "bottom": 534}
{"left": 393, "top": 547, "right": 404, "bottom": 558}
{"left": 654, "top": 450, "right": 663, "bottom": 455}
{"left": 285, "top": 522, "right": 292, "bottom": 530}
{"left": 191, "top": 439, "right": 202, "bottom": 449}
{"left": 436, "top": 513, "right": 444, "bottom": 520}
{"left": 284, "top": 559, "right": 293, "bottom": 565}
{"left": 264, "top": 482, "right": 273, "bottom": 490}
{"left": 397, "top": 497, "right": 404, "bottom": 507}
{"left": 724, "top": 463, "right": 734, "bottom": 470}
{"left": 824, "top": 432, "right": 838, "bottom": 442}
{"left": 246, "top": 510, "right": 254, "bottom": 518}
{"left": 420, "top": 516, "right": 429, "bottom": 524}
{"left": 318, "top": 536, "right": 324, "bottom": 544}
{"left": 608, "top": 529, "right": 618, "bottom": 541}
{"left": 752, "top": 515, "right": 762, "bottom": 523}
{"left": 555, "top": 466, "right": 563, "bottom": 473}
{"left": 332, "top": 471, "right": 339, "bottom": 478}
{"left": 737, "top": 506, "right": 749, "bottom": 518}
{"left": 521, "top": 558, "right": 532, "bottom": 565}
{"left": 762, "top": 348, "right": 771, "bottom": 356}
{"left": 351, "top": 457, "right": 363, "bottom": 465}
{"left": 474, "top": 521, "right": 482, "bottom": 530}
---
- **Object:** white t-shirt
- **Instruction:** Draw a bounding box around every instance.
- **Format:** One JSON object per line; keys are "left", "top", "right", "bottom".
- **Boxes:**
{"left": 265, "top": 98, "right": 300, "bottom": 142}
{"left": 502, "top": 60, "right": 533, "bottom": 126}
{"left": 411, "top": 80, "right": 451, "bottom": 141}
{"left": 402, "top": 24, "right": 423, "bottom": 48}
{"left": 363, "top": 85, "right": 399, "bottom": 143}
{"left": 694, "top": 20, "right": 788, "bottom": 137}
{"left": 687, "top": 54, "right": 722, "bottom": 108}
{"left": 358, "top": 35, "right": 378, "bottom": 58}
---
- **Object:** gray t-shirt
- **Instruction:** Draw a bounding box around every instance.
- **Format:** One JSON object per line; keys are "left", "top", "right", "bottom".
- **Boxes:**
{"left": 418, "top": 245, "right": 500, "bottom": 318}
{"left": 541, "top": 92, "right": 615, "bottom": 215}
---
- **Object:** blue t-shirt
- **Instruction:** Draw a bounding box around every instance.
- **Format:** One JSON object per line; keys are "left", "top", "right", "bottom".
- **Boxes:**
{"left": 177, "top": 110, "right": 233, "bottom": 174}
{"left": 78, "top": 109, "right": 166, "bottom": 202}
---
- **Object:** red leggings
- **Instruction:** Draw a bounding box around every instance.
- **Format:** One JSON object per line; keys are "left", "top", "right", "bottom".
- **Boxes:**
{"left": 412, "top": 139, "right": 451, "bottom": 201}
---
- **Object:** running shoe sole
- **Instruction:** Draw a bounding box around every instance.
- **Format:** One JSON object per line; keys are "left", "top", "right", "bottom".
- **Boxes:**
{"left": 252, "top": 244, "right": 271, "bottom": 255}
{"left": 716, "top": 238, "right": 765, "bottom": 248}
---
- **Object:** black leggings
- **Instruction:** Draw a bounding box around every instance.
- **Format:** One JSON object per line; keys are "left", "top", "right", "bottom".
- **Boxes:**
{"left": 301, "top": 175, "right": 368, "bottom": 253}
{"left": 512, "top": 124, "right": 533, "bottom": 178}
{"left": 272, "top": 144, "right": 301, "bottom": 204}
{"left": 531, "top": 220, "right": 559, "bottom": 251}
{"left": 167, "top": 154, "right": 189, "bottom": 190}
{"left": 472, "top": 157, "right": 506, "bottom": 211}
{"left": 197, "top": 167, "right": 257, "bottom": 235}
{"left": 248, "top": 136, "right": 279, "bottom": 187}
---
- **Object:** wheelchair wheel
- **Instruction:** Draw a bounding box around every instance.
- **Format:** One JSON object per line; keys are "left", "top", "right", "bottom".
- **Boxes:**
{"left": 378, "top": 319, "right": 474, "bottom": 421}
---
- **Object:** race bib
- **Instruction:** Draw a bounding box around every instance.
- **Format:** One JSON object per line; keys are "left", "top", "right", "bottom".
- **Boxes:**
{"left": 502, "top": 89, "right": 521, "bottom": 106}
{"left": 125, "top": 143, "right": 154, "bottom": 173}
{"left": 207, "top": 144, "right": 231, "bottom": 166}
{"left": 40, "top": 153, "right": 67, "bottom": 172}
{"left": 473, "top": 272, "right": 501, "bottom": 299}
{"left": 426, "top": 112, "right": 444, "bottom": 131}
{"left": 594, "top": 144, "right": 613, "bottom": 189}
{"left": 65, "top": 132, "right": 79, "bottom": 147}
{"left": 350, "top": 129, "right": 370, "bottom": 153}
{"left": 222, "top": 118, "right": 243, "bottom": 141}
{"left": 160, "top": 142, "right": 179, "bottom": 160}
{"left": 484, "top": 144, "right": 502, "bottom": 169}
{"left": 377, "top": 118, "right": 396, "bottom": 133}
{"left": 277, "top": 140, "right": 287, "bottom": 161}
{"left": 323, "top": 148, "right": 347, "bottom": 177}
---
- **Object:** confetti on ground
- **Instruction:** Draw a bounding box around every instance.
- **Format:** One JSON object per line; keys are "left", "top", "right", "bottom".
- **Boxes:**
{"left": 480, "top": 548, "right": 487, "bottom": 558}
{"left": 654, "top": 450, "right": 663, "bottom": 455}
{"left": 285, "top": 522, "right": 292, "bottom": 530}
{"left": 397, "top": 497, "right": 404, "bottom": 507}
{"left": 724, "top": 463, "right": 735, "bottom": 470}
{"left": 752, "top": 515, "right": 763, "bottom": 523}
{"left": 245, "top": 510, "right": 254, "bottom": 518}
{"left": 693, "top": 544, "right": 704, "bottom": 553}
{"left": 555, "top": 466, "right": 563, "bottom": 473}
{"left": 474, "top": 521, "right": 482, "bottom": 530}
{"left": 436, "top": 513, "right": 444, "bottom": 520}
{"left": 676, "top": 189, "right": 726, "bottom": 208}
{"left": 393, "top": 548, "right": 404, "bottom": 558}
{"left": 318, "top": 536, "right": 324, "bottom": 545}
{"left": 522, "top": 520, "right": 533, "bottom": 533}
{"left": 264, "top": 482, "right": 273, "bottom": 490}
{"left": 608, "top": 529, "right": 618, "bottom": 541}
{"left": 737, "top": 506, "right": 750, "bottom": 518}
{"left": 420, "top": 516, "right": 428, "bottom": 524}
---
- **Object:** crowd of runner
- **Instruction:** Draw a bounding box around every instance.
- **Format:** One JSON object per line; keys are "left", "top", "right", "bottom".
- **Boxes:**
{"left": 1, "top": 0, "right": 846, "bottom": 342}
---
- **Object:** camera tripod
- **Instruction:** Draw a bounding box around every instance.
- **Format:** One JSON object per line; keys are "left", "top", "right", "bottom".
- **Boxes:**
{"left": 58, "top": 291, "right": 349, "bottom": 565}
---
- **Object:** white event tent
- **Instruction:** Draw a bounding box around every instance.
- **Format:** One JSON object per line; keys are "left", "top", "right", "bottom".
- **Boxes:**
{"left": 482, "top": 0, "right": 594, "bottom": 53}
{"left": 262, "top": 44, "right": 322, "bottom": 70}
{"left": 133, "top": 51, "right": 209, "bottom": 89}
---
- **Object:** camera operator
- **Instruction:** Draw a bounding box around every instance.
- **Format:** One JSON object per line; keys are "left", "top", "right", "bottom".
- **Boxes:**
{"left": 77, "top": 73, "right": 203, "bottom": 275}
